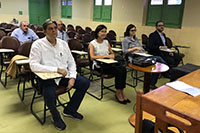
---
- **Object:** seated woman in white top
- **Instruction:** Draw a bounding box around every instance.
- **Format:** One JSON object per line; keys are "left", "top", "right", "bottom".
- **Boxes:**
{"left": 89, "top": 24, "right": 130, "bottom": 104}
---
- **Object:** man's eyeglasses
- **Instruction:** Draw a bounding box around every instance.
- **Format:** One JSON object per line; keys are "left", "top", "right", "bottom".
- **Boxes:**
{"left": 130, "top": 29, "right": 137, "bottom": 32}
{"left": 157, "top": 25, "right": 164, "bottom": 27}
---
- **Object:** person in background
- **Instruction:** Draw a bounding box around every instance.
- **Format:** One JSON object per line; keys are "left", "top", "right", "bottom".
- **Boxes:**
{"left": 89, "top": 24, "right": 130, "bottom": 104}
{"left": 56, "top": 20, "right": 69, "bottom": 42}
{"left": 29, "top": 19, "right": 90, "bottom": 131}
{"left": 10, "top": 18, "right": 19, "bottom": 26}
{"left": 122, "top": 24, "right": 167, "bottom": 89}
{"left": 11, "top": 21, "right": 38, "bottom": 44}
{"left": 148, "top": 20, "right": 182, "bottom": 68}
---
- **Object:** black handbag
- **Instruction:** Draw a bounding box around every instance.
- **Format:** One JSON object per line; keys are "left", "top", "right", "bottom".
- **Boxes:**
{"left": 132, "top": 56, "right": 156, "bottom": 67}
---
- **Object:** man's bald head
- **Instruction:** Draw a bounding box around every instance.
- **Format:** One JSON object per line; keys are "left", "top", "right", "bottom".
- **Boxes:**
{"left": 56, "top": 20, "right": 63, "bottom": 31}
{"left": 20, "top": 21, "right": 29, "bottom": 32}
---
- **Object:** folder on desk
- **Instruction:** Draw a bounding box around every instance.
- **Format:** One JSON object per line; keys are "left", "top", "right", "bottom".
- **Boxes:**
{"left": 166, "top": 81, "right": 200, "bottom": 97}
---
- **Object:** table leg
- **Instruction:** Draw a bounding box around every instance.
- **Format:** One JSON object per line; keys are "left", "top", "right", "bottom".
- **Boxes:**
{"left": 143, "top": 72, "right": 151, "bottom": 93}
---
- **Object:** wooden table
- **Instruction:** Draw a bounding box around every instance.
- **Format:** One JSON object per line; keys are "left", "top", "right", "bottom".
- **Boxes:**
{"left": 128, "top": 62, "right": 169, "bottom": 93}
{"left": 129, "top": 69, "right": 200, "bottom": 130}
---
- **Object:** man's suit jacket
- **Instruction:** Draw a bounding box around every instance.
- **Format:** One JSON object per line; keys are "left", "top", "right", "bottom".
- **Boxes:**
{"left": 148, "top": 30, "right": 168, "bottom": 56}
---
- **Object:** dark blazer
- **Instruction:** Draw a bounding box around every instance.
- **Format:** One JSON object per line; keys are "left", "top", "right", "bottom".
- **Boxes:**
{"left": 148, "top": 30, "right": 168, "bottom": 56}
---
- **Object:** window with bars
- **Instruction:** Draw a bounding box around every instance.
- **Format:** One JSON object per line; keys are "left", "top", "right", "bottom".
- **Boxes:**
{"left": 61, "top": 0, "right": 72, "bottom": 19}
{"left": 93, "top": 0, "right": 112, "bottom": 22}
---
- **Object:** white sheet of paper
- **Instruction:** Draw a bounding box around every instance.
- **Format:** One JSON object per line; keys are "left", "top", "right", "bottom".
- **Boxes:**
{"left": 166, "top": 80, "right": 200, "bottom": 97}
{"left": 160, "top": 48, "right": 175, "bottom": 52}
{"left": 134, "top": 52, "right": 152, "bottom": 57}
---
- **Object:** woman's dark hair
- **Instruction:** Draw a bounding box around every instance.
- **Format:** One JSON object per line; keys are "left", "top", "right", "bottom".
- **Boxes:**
{"left": 94, "top": 24, "right": 107, "bottom": 39}
{"left": 42, "top": 19, "right": 57, "bottom": 31}
{"left": 124, "top": 24, "right": 136, "bottom": 37}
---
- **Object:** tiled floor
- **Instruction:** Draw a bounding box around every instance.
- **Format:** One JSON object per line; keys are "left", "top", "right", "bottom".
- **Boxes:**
{"left": 0, "top": 69, "right": 170, "bottom": 133}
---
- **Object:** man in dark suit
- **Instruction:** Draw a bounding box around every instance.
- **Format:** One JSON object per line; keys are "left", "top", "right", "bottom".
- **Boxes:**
{"left": 149, "top": 21, "right": 182, "bottom": 68}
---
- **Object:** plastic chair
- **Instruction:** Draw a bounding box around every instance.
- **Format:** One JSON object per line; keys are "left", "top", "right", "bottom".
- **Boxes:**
{"left": 67, "top": 24, "right": 75, "bottom": 32}
{"left": 17, "top": 41, "right": 33, "bottom": 101}
{"left": 36, "top": 31, "right": 45, "bottom": 38}
{"left": 106, "top": 32, "right": 116, "bottom": 47}
{"left": 82, "top": 34, "right": 94, "bottom": 51}
{"left": 85, "top": 27, "right": 92, "bottom": 34}
{"left": 87, "top": 48, "right": 115, "bottom": 100}
{"left": 166, "top": 37, "right": 185, "bottom": 65}
{"left": 68, "top": 39, "right": 89, "bottom": 75}
{"left": 0, "top": 36, "right": 20, "bottom": 87}
{"left": 108, "top": 30, "right": 117, "bottom": 37}
{"left": 0, "top": 30, "right": 6, "bottom": 40}
{"left": 30, "top": 73, "right": 71, "bottom": 125}
{"left": 67, "top": 31, "right": 76, "bottom": 39}
{"left": 141, "top": 34, "right": 149, "bottom": 51}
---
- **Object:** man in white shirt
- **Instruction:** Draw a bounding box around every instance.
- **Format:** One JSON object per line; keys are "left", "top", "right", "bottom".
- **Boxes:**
{"left": 56, "top": 20, "right": 69, "bottom": 42}
{"left": 29, "top": 19, "right": 90, "bottom": 131}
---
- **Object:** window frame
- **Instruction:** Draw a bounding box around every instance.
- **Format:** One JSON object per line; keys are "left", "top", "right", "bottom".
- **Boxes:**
{"left": 61, "top": 0, "right": 72, "bottom": 19}
{"left": 146, "top": 0, "right": 185, "bottom": 28}
{"left": 93, "top": 0, "right": 113, "bottom": 22}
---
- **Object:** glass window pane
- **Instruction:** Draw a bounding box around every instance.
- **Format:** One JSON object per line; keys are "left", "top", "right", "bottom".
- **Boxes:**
{"left": 95, "top": 0, "right": 102, "bottom": 6}
{"left": 104, "top": 0, "right": 112, "bottom": 5}
{"left": 168, "top": 0, "right": 182, "bottom": 5}
{"left": 62, "top": 0, "right": 67, "bottom": 6}
{"left": 151, "top": 0, "right": 163, "bottom": 5}
{"left": 68, "top": 0, "right": 72, "bottom": 6}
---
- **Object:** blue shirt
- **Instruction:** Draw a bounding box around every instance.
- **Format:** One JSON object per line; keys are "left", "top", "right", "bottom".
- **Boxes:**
{"left": 57, "top": 30, "right": 69, "bottom": 42}
{"left": 122, "top": 36, "right": 145, "bottom": 62}
{"left": 122, "top": 36, "right": 145, "bottom": 54}
{"left": 11, "top": 28, "right": 38, "bottom": 44}
{"left": 157, "top": 30, "right": 166, "bottom": 46}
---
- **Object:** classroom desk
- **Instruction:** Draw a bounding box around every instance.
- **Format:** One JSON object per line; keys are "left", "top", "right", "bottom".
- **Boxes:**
{"left": 128, "top": 62, "right": 169, "bottom": 93}
{"left": 71, "top": 50, "right": 87, "bottom": 55}
{"left": 15, "top": 59, "right": 30, "bottom": 65}
{"left": 111, "top": 47, "right": 122, "bottom": 52}
{"left": 0, "top": 48, "right": 14, "bottom": 53}
{"left": 96, "top": 58, "right": 118, "bottom": 64}
{"left": 129, "top": 69, "right": 200, "bottom": 130}
{"left": 34, "top": 72, "right": 63, "bottom": 80}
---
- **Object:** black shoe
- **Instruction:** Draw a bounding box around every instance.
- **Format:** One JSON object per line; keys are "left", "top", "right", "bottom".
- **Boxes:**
{"left": 51, "top": 117, "right": 66, "bottom": 131}
{"left": 63, "top": 110, "right": 83, "bottom": 120}
{"left": 115, "top": 95, "right": 127, "bottom": 104}
{"left": 125, "top": 98, "right": 131, "bottom": 103}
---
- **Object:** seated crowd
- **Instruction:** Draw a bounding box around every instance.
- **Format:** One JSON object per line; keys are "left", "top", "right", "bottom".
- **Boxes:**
{"left": 0, "top": 19, "right": 183, "bottom": 131}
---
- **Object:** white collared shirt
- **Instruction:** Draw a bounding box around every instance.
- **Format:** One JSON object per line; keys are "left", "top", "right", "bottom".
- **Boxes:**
{"left": 29, "top": 37, "right": 77, "bottom": 83}
{"left": 157, "top": 30, "right": 166, "bottom": 46}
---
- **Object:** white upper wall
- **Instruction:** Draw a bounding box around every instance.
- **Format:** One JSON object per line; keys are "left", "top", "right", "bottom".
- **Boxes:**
{"left": 0, "top": 0, "right": 28, "bottom": 15}
{"left": 1, "top": 0, "right": 200, "bottom": 64}
{"left": 112, "top": 0, "right": 144, "bottom": 23}
{"left": 1, "top": 0, "right": 200, "bottom": 27}
{"left": 0, "top": 0, "right": 28, "bottom": 23}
